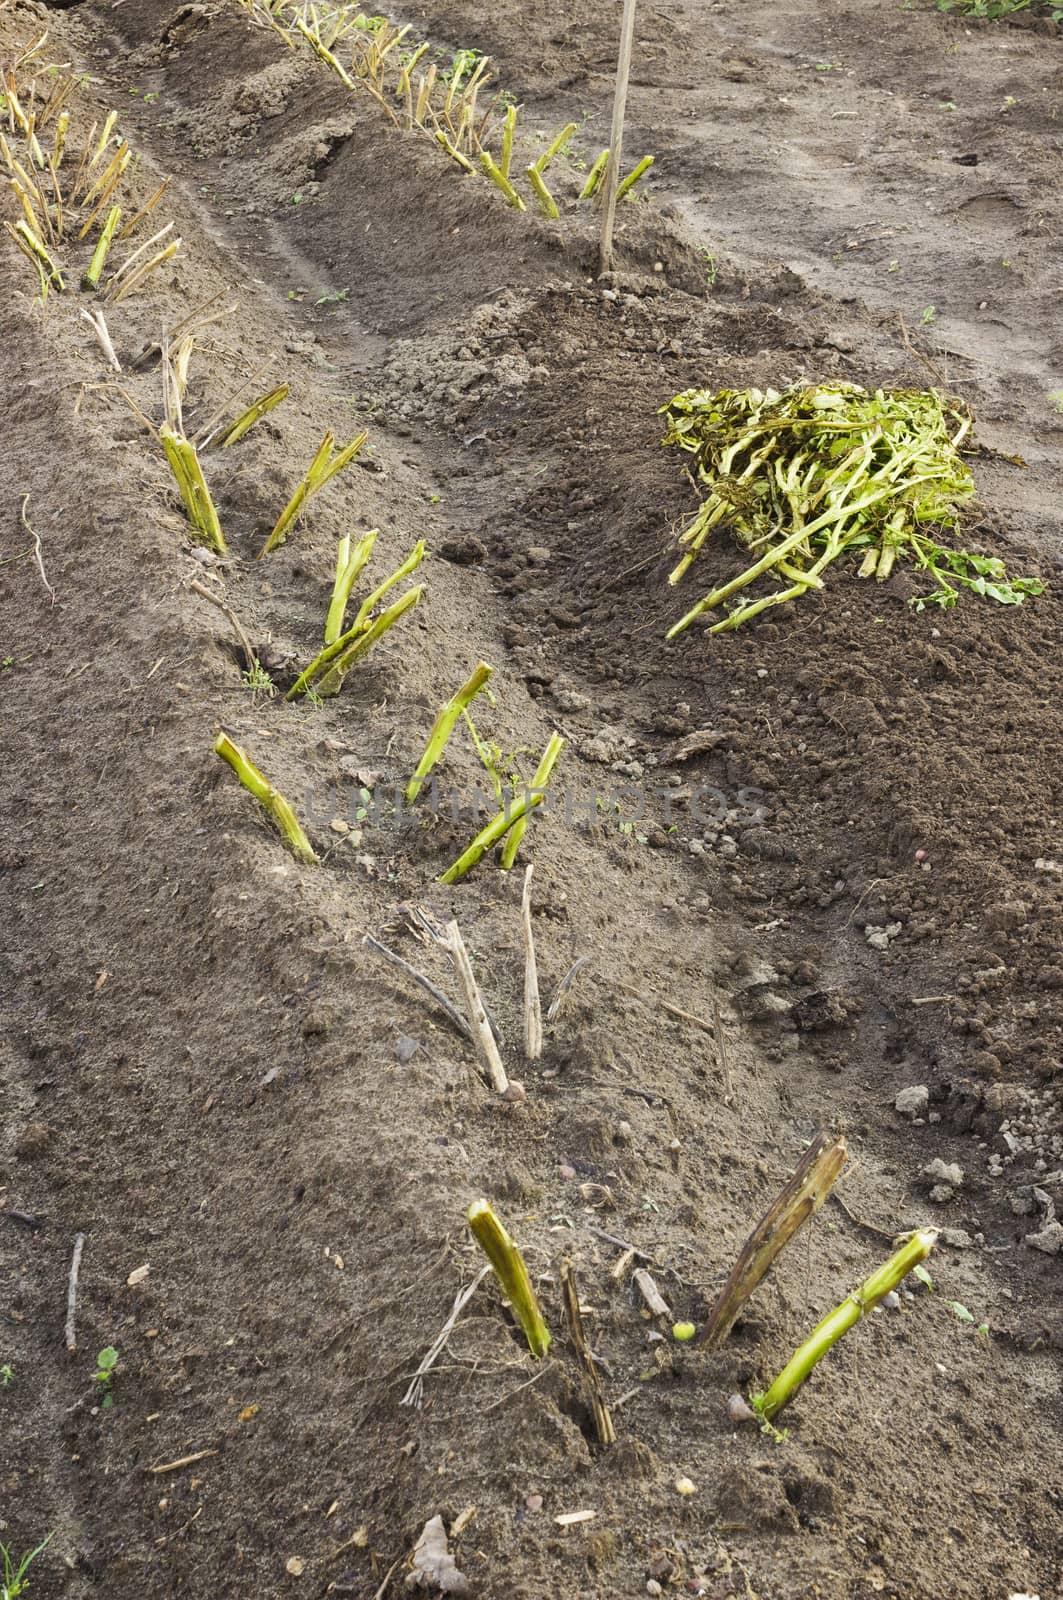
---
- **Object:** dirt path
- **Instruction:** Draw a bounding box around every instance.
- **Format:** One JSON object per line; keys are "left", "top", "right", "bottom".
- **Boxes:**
{"left": 1, "top": 2, "right": 1060, "bottom": 1598}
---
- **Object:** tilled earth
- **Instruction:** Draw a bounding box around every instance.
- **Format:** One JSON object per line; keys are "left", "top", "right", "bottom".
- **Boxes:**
{"left": 1, "top": 1, "right": 1061, "bottom": 1598}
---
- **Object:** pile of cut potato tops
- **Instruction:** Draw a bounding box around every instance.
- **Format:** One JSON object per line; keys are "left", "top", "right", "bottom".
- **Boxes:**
{"left": 661, "top": 382, "right": 1045, "bottom": 636}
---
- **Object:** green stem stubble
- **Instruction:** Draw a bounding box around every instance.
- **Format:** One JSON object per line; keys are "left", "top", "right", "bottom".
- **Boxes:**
{"left": 160, "top": 428, "right": 227, "bottom": 554}
{"left": 752, "top": 1229, "right": 938, "bottom": 1423}
{"left": 525, "top": 165, "right": 559, "bottom": 220}
{"left": 81, "top": 204, "right": 121, "bottom": 290}
{"left": 259, "top": 429, "right": 367, "bottom": 557}
{"left": 467, "top": 1199, "right": 551, "bottom": 1358}
{"left": 479, "top": 150, "right": 525, "bottom": 209}
{"left": 214, "top": 732, "right": 318, "bottom": 864}
{"left": 499, "top": 731, "right": 565, "bottom": 870}
{"left": 533, "top": 121, "right": 577, "bottom": 174}
{"left": 500, "top": 103, "right": 517, "bottom": 180}
{"left": 405, "top": 660, "right": 493, "bottom": 803}
{"left": 324, "top": 530, "right": 378, "bottom": 644}
{"left": 579, "top": 149, "right": 609, "bottom": 200}
{"left": 615, "top": 153, "right": 654, "bottom": 200}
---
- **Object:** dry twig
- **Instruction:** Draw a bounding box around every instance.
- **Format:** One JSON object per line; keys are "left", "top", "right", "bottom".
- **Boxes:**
{"left": 561, "top": 1259, "right": 615, "bottom": 1445}
{"left": 362, "top": 933, "right": 472, "bottom": 1043}
{"left": 19, "top": 494, "right": 55, "bottom": 606}
{"left": 400, "top": 1266, "right": 489, "bottom": 1408}
{"left": 445, "top": 920, "right": 510, "bottom": 1095}
{"left": 64, "top": 1231, "right": 85, "bottom": 1352}
{"left": 697, "top": 1131, "right": 848, "bottom": 1349}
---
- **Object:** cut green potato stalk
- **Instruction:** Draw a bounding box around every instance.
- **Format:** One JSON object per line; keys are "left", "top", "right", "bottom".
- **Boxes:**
{"left": 752, "top": 1229, "right": 938, "bottom": 1424}
{"left": 260, "top": 428, "right": 368, "bottom": 557}
{"left": 324, "top": 529, "right": 378, "bottom": 644}
{"left": 12, "top": 217, "right": 64, "bottom": 288}
{"left": 78, "top": 140, "right": 129, "bottom": 223}
{"left": 214, "top": 733, "right": 318, "bottom": 864}
{"left": 405, "top": 660, "right": 493, "bottom": 803}
{"left": 160, "top": 428, "right": 226, "bottom": 554}
{"left": 440, "top": 788, "right": 546, "bottom": 884}
{"left": 217, "top": 383, "right": 290, "bottom": 448}
{"left": 81, "top": 204, "right": 121, "bottom": 290}
{"left": 525, "top": 164, "right": 559, "bottom": 219}
{"left": 499, "top": 730, "right": 565, "bottom": 870}
{"left": 579, "top": 149, "right": 608, "bottom": 200}
{"left": 500, "top": 102, "right": 517, "bottom": 179}
{"left": 315, "top": 584, "right": 423, "bottom": 697}
{"left": 5, "top": 220, "right": 49, "bottom": 297}
{"left": 616, "top": 153, "right": 654, "bottom": 200}
{"left": 532, "top": 120, "right": 576, "bottom": 175}
{"left": 52, "top": 110, "right": 69, "bottom": 168}
{"left": 479, "top": 151, "right": 525, "bottom": 210}
{"left": 435, "top": 129, "right": 474, "bottom": 173}
{"left": 467, "top": 1199, "right": 551, "bottom": 1358}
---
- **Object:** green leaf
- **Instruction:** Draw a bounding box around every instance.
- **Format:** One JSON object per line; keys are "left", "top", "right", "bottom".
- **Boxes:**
{"left": 946, "top": 1300, "right": 975, "bottom": 1323}
{"left": 96, "top": 1345, "right": 119, "bottom": 1371}
{"left": 912, "top": 1263, "right": 934, "bottom": 1291}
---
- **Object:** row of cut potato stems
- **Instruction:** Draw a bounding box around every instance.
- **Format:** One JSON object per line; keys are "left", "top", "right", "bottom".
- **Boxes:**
{"left": 236, "top": 0, "right": 653, "bottom": 219}
{"left": 1, "top": 31, "right": 178, "bottom": 302}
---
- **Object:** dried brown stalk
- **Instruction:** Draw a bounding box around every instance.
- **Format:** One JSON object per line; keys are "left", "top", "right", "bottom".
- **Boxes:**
{"left": 697, "top": 1131, "right": 848, "bottom": 1349}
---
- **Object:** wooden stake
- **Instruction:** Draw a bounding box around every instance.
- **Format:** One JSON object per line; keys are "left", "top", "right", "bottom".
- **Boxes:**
{"left": 521, "top": 865, "right": 542, "bottom": 1060}
{"left": 697, "top": 1131, "right": 848, "bottom": 1350}
{"left": 599, "top": 0, "right": 638, "bottom": 275}
{"left": 445, "top": 920, "right": 510, "bottom": 1095}
{"left": 561, "top": 1260, "right": 615, "bottom": 1445}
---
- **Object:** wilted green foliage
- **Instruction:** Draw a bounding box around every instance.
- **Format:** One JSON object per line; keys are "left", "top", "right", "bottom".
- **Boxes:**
{"left": 661, "top": 382, "right": 1044, "bottom": 635}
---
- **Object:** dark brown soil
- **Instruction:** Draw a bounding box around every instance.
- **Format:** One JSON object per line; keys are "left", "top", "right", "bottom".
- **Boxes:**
{"left": 2, "top": 2, "right": 1061, "bottom": 1599}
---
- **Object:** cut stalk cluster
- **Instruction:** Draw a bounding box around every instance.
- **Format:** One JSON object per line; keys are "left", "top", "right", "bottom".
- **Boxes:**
{"left": 214, "top": 733, "right": 319, "bottom": 864}
{"left": 0, "top": 59, "right": 179, "bottom": 306}
{"left": 80, "top": 203, "right": 120, "bottom": 289}
{"left": 159, "top": 345, "right": 227, "bottom": 553}
{"left": 260, "top": 428, "right": 368, "bottom": 557}
{"left": 161, "top": 427, "right": 227, "bottom": 553}
{"left": 662, "top": 382, "right": 1044, "bottom": 634}
{"left": 287, "top": 539, "right": 426, "bottom": 699}
{"left": 235, "top": 0, "right": 655, "bottom": 225}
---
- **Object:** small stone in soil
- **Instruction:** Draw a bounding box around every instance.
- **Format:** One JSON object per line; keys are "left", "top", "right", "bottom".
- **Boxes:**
{"left": 895, "top": 1085, "right": 929, "bottom": 1119}
{"left": 923, "top": 1158, "right": 964, "bottom": 1190}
